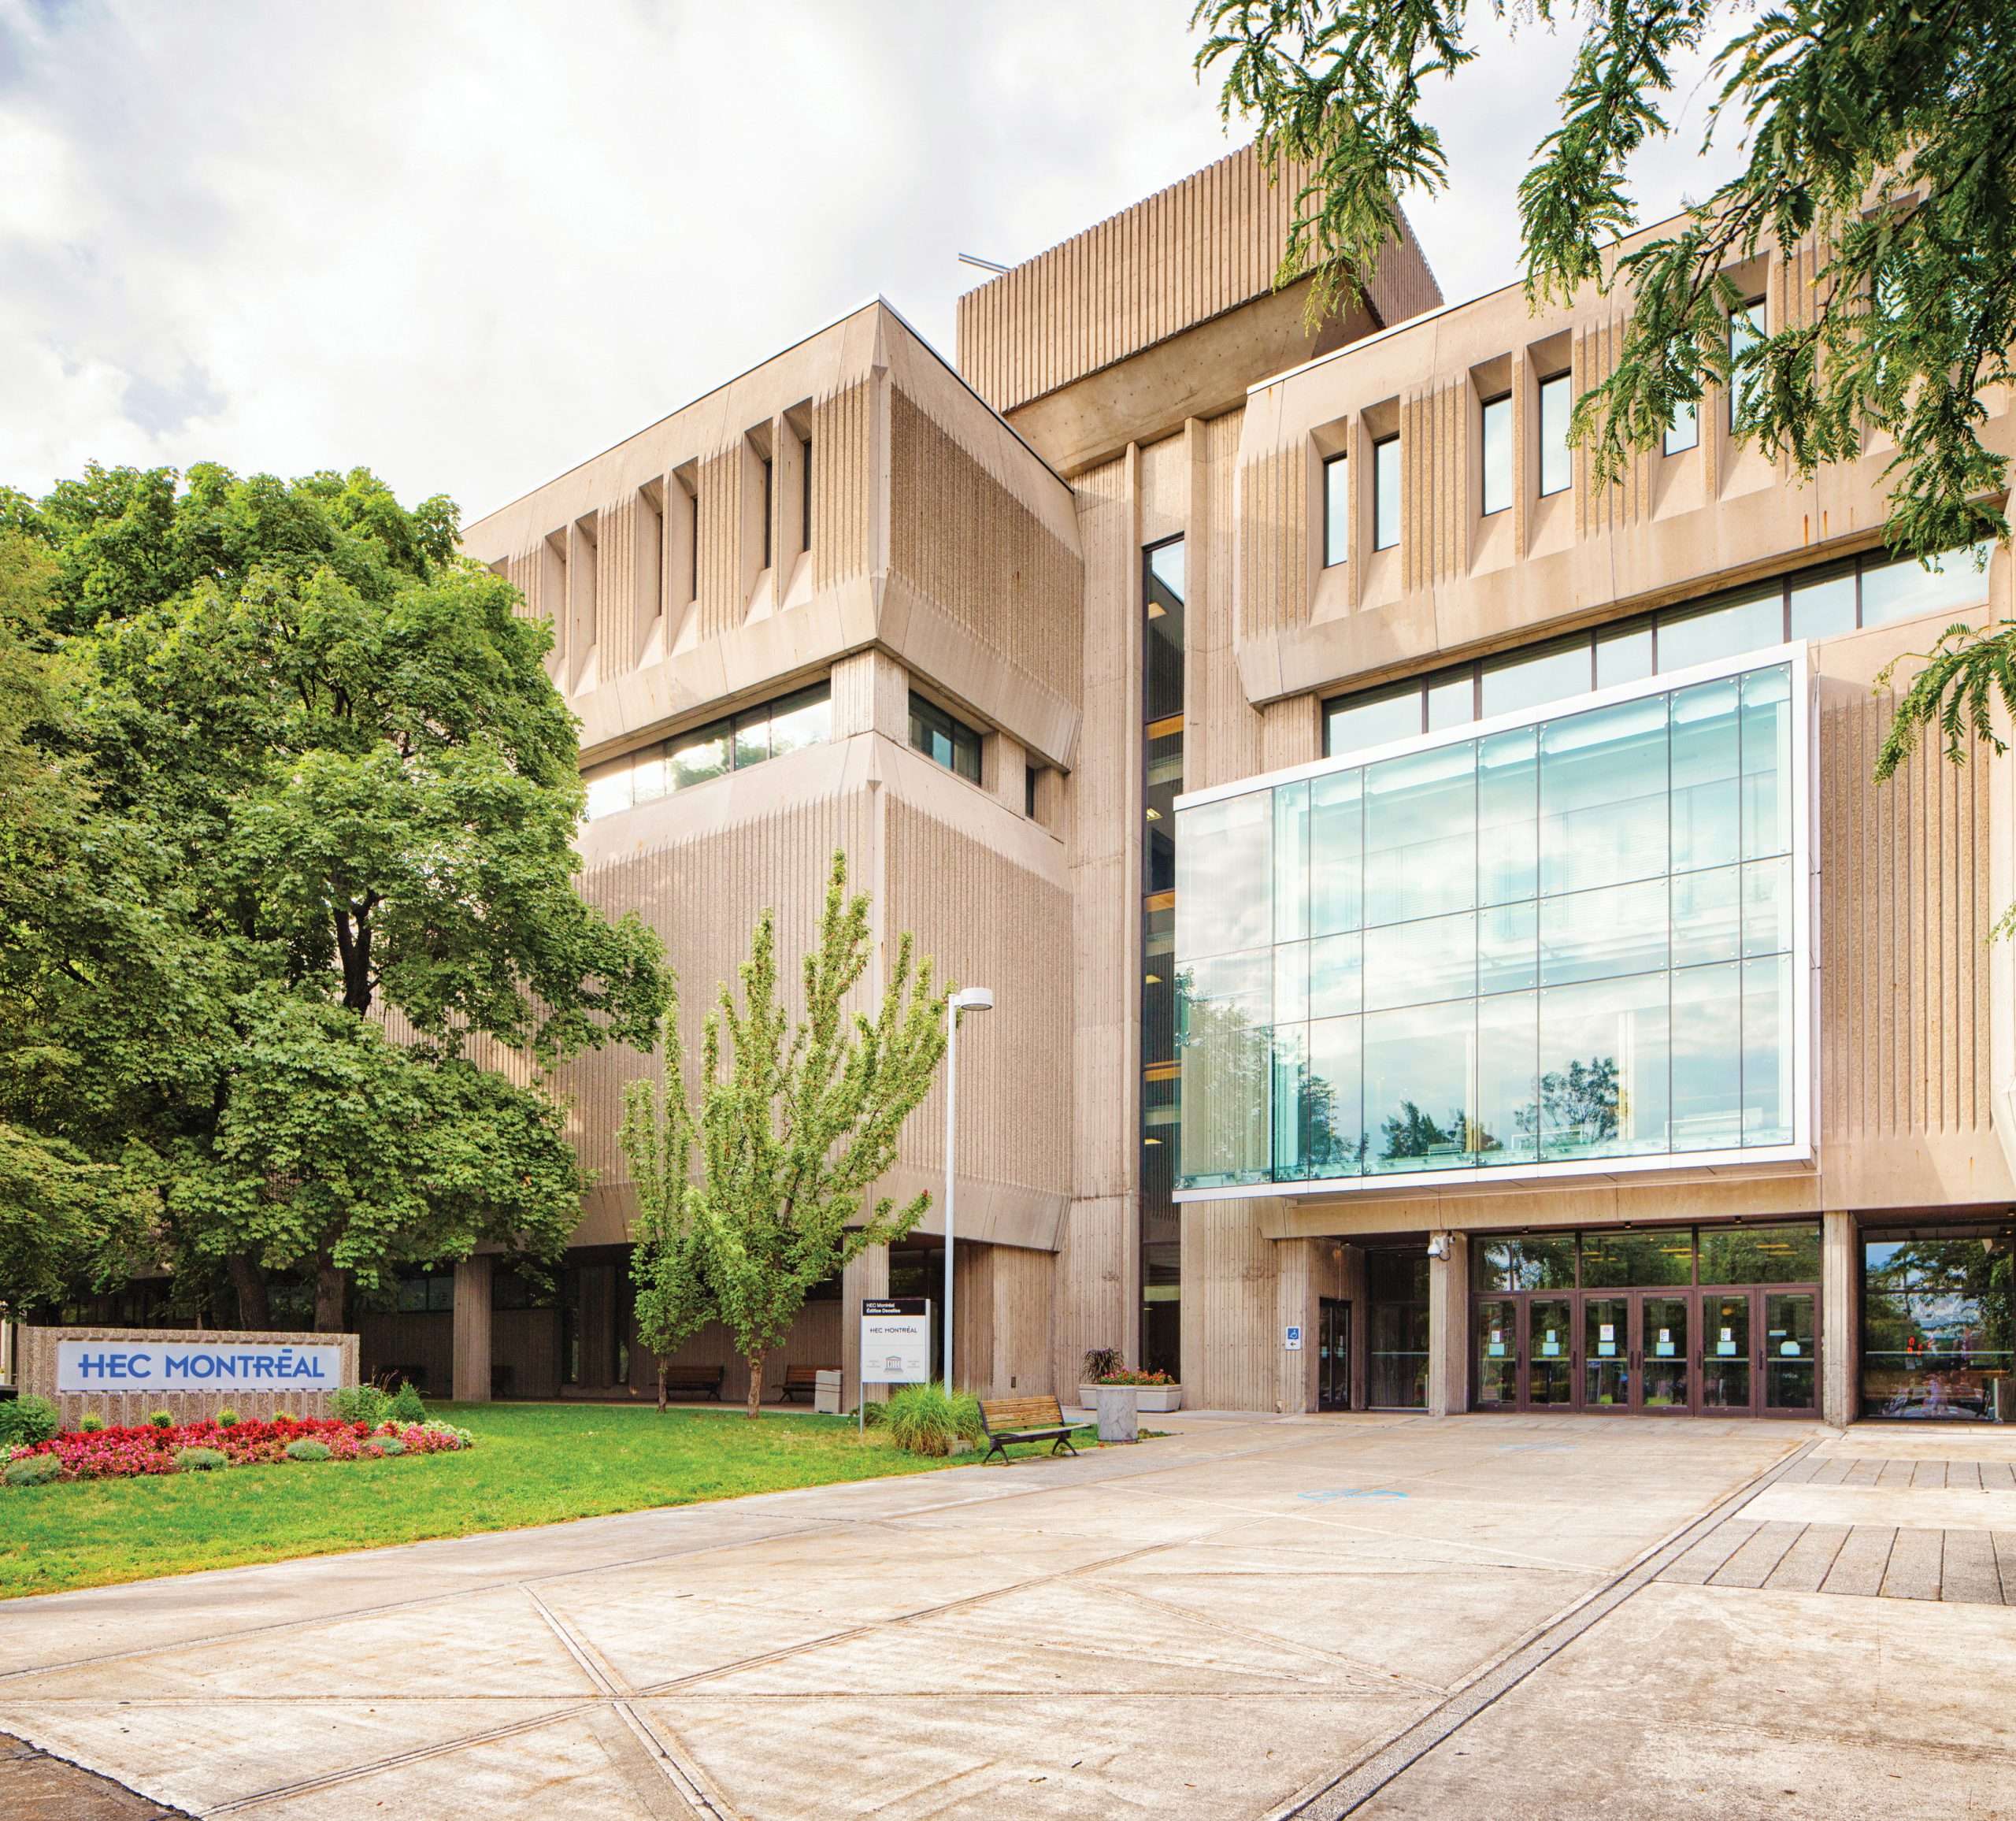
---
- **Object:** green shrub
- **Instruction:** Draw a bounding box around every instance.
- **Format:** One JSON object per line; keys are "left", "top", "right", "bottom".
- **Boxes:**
{"left": 388, "top": 1382, "right": 425, "bottom": 1424}
{"left": 3, "top": 1454, "right": 61, "bottom": 1488}
{"left": 216, "top": 1408, "right": 241, "bottom": 1428}
{"left": 173, "top": 1447, "right": 228, "bottom": 1472}
{"left": 146, "top": 1410, "right": 173, "bottom": 1430}
{"left": 330, "top": 1385, "right": 390, "bottom": 1426}
{"left": 860, "top": 1398, "right": 887, "bottom": 1429}
{"left": 376, "top": 1437, "right": 406, "bottom": 1456}
{"left": 283, "top": 1439, "right": 331, "bottom": 1463}
{"left": 76, "top": 1411, "right": 106, "bottom": 1433}
{"left": 0, "top": 1396, "right": 59, "bottom": 1448}
{"left": 882, "top": 1383, "right": 984, "bottom": 1457}
{"left": 1080, "top": 1346, "right": 1124, "bottom": 1382}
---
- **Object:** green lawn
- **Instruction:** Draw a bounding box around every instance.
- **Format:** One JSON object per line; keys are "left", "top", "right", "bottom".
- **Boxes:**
{"left": 0, "top": 1402, "right": 1097, "bottom": 1601}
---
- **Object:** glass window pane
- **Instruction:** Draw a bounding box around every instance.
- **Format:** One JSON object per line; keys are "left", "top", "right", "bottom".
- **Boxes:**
{"left": 1366, "top": 910, "right": 1477, "bottom": 1011}
{"left": 1309, "top": 771, "right": 1364, "bottom": 936}
{"left": 1540, "top": 695, "right": 1669, "bottom": 895}
{"left": 1426, "top": 675, "right": 1474, "bottom": 731}
{"left": 1325, "top": 687, "right": 1421, "bottom": 758}
{"left": 1743, "top": 952, "right": 1794, "bottom": 1144}
{"left": 1183, "top": 948, "right": 1273, "bottom": 1022}
{"left": 1671, "top": 864, "right": 1741, "bottom": 969}
{"left": 1742, "top": 855, "right": 1792, "bottom": 957}
{"left": 1177, "top": 790, "right": 1272, "bottom": 959}
{"left": 1482, "top": 640, "right": 1592, "bottom": 718}
{"left": 1670, "top": 677, "right": 1742, "bottom": 873}
{"left": 1373, "top": 437, "right": 1401, "bottom": 551}
{"left": 1788, "top": 569, "right": 1856, "bottom": 640}
{"left": 1513, "top": 1235, "right": 1577, "bottom": 1289}
{"left": 1658, "top": 588, "right": 1783, "bottom": 673}
{"left": 1537, "top": 971, "right": 1670, "bottom": 1159}
{"left": 1473, "top": 1240, "right": 1517, "bottom": 1293}
{"left": 1860, "top": 542, "right": 1992, "bottom": 628}
{"left": 769, "top": 684, "right": 830, "bottom": 756}
{"left": 1274, "top": 941, "right": 1309, "bottom": 1025}
{"left": 1740, "top": 663, "right": 1793, "bottom": 861}
{"left": 1540, "top": 877, "right": 1670, "bottom": 985}
{"left": 1671, "top": 961, "right": 1742, "bottom": 1151}
{"left": 1306, "top": 1014, "right": 1365, "bottom": 1177}
{"left": 1324, "top": 456, "right": 1350, "bottom": 566}
{"left": 1480, "top": 395, "right": 1513, "bottom": 516}
{"left": 1146, "top": 727, "right": 1183, "bottom": 894}
{"left": 1595, "top": 624, "right": 1654, "bottom": 689}
{"left": 1308, "top": 931, "right": 1362, "bottom": 1018}
{"left": 1272, "top": 1024, "right": 1309, "bottom": 1180}
{"left": 1145, "top": 539, "right": 1187, "bottom": 721}
{"left": 584, "top": 762, "right": 633, "bottom": 821}
{"left": 1477, "top": 727, "right": 1538, "bottom": 906}
{"left": 1273, "top": 782, "right": 1309, "bottom": 943}
{"left": 1365, "top": 1000, "right": 1475, "bottom": 1173}
{"left": 733, "top": 708, "right": 771, "bottom": 770}
{"left": 1663, "top": 400, "right": 1699, "bottom": 455}
{"left": 1581, "top": 1229, "right": 1694, "bottom": 1288}
{"left": 1729, "top": 297, "right": 1766, "bottom": 429}
{"left": 669, "top": 722, "right": 729, "bottom": 789}
{"left": 1478, "top": 899, "right": 1538, "bottom": 996}
{"left": 1366, "top": 741, "right": 1476, "bottom": 924}
{"left": 632, "top": 745, "right": 669, "bottom": 805}
{"left": 1538, "top": 374, "right": 1572, "bottom": 496}
{"left": 1177, "top": 987, "right": 1271, "bottom": 1188}
{"left": 1699, "top": 1222, "right": 1821, "bottom": 1285}
{"left": 1476, "top": 989, "right": 1539, "bottom": 1164}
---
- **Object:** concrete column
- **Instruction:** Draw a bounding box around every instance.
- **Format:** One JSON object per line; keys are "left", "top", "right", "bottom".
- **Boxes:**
{"left": 1822, "top": 1211, "right": 1859, "bottom": 1427}
{"left": 840, "top": 1243, "right": 889, "bottom": 1412}
{"left": 985, "top": 731, "right": 1028, "bottom": 816}
{"left": 1275, "top": 1238, "right": 1317, "bottom": 1413}
{"left": 829, "top": 648, "right": 909, "bottom": 743}
{"left": 451, "top": 1255, "right": 494, "bottom": 1404}
{"left": 1426, "top": 1233, "right": 1469, "bottom": 1416}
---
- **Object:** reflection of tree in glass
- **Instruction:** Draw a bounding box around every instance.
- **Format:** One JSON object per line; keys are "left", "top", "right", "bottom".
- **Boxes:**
{"left": 1515, "top": 1055, "right": 1620, "bottom": 1151}
{"left": 1299, "top": 1065, "right": 1368, "bottom": 1174}
{"left": 1866, "top": 1238, "right": 2013, "bottom": 1352}
{"left": 1381, "top": 1101, "right": 1462, "bottom": 1162}
{"left": 1174, "top": 968, "right": 1273, "bottom": 1178}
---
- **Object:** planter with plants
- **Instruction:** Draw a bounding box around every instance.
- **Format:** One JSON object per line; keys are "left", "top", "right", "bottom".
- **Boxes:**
{"left": 1077, "top": 1350, "right": 1182, "bottom": 1413}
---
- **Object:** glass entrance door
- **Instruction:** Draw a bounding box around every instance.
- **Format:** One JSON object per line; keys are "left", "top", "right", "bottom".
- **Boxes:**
{"left": 1527, "top": 1298, "right": 1575, "bottom": 1406}
{"left": 1699, "top": 1292, "right": 1754, "bottom": 1411}
{"left": 1476, "top": 1296, "right": 1519, "bottom": 1407}
{"left": 1640, "top": 1294, "right": 1691, "bottom": 1411}
{"left": 1317, "top": 1297, "right": 1351, "bottom": 1411}
{"left": 1584, "top": 1295, "right": 1632, "bottom": 1410}
{"left": 1764, "top": 1292, "right": 1817, "bottom": 1414}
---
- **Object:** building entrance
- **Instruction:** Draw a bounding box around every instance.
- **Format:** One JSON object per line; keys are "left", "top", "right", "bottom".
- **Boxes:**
{"left": 1317, "top": 1297, "right": 1351, "bottom": 1410}
{"left": 1471, "top": 1225, "right": 1819, "bottom": 1417}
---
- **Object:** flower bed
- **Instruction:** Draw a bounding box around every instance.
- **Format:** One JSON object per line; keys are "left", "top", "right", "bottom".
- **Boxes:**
{"left": 1088, "top": 1370, "right": 1177, "bottom": 1387}
{"left": 4, "top": 1415, "right": 472, "bottom": 1485}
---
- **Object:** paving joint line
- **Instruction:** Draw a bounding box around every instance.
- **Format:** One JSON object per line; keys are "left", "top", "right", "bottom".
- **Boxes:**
{"left": 1271, "top": 1434, "right": 1825, "bottom": 1821}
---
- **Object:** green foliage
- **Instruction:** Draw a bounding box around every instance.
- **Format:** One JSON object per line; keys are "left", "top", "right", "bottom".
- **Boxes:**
{"left": 330, "top": 1385, "right": 391, "bottom": 1426}
{"left": 3, "top": 1455, "right": 60, "bottom": 1488}
{"left": 376, "top": 1437, "right": 407, "bottom": 1456}
{"left": 283, "top": 1438, "right": 331, "bottom": 1463}
{"left": 0, "top": 465, "right": 669, "bottom": 1322}
{"left": 0, "top": 1396, "right": 58, "bottom": 1448}
{"left": 622, "top": 850, "right": 950, "bottom": 1417}
{"left": 77, "top": 1412, "right": 106, "bottom": 1433}
{"left": 1194, "top": 0, "right": 2016, "bottom": 913}
{"left": 173, "top": 1447, "right": 228, "bottom": 1472}
{"left": 216, "top": 1408, "right": 241, "bottom": 1428}
{"left": 146, "top": 1411, "right": 173, "bottom": 1430}
{"left": 388, "top": 1382, "right": 426, "bottom": 1425}
{"left": 1081, "top": 1347, "right": 1124, "bottom": 1382}
{"left": 881, "top": 1382, "right": 984, "bottom": 1457}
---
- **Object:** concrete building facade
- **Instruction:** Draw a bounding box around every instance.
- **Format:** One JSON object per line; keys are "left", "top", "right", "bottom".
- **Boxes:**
{"left": 390, "top": 145, "right": 2013, "bottom": 1422}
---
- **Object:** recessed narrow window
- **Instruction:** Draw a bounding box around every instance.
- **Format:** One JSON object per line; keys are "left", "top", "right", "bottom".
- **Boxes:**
{"left": 1372, "top": 436, "right": 1400, "bottom": 551}
{"left": 761, "top": 458, "right": 774, "bottom": 569}
{"left": 909, "top": 691, "right": 982, "bottom": 784}
{"left": 1663, "top": 399, "right": 1700, "bottom": 456}
{"left": 1537, "top": 373, "right": 1572, "bottom": 497}
{"left": 1480, "top": 395, "right": 1512, "bottom": 517}
{"left": 1322, "top": 452, "right": 1350, "bottom": 566}
{"left": 1025, "top": 762, "right": 1039, "bottom": 819}
{"left": 1729, "top": 296, "right": 1767, "bottom": 430}
{"left": 801, "top": 433, "right": 813, "bottom": 554}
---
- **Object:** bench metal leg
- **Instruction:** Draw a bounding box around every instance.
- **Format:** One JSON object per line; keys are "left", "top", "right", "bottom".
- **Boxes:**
{"left": 1051, "top": 1436, "right": 1078, "bottom": 1456}
{"left": 983, "top": 1440, "right": 1009, "bottom": 1465}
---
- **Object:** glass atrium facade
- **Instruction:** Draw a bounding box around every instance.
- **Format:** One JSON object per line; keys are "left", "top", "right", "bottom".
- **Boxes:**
{"left": 1174, "top": 650, "right": 1808, "bottom": 1194}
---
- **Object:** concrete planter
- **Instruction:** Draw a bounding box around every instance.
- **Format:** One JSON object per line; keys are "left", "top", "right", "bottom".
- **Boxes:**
{"left": 1080, "top": 1382, "right": 1182, "bottom": 1415}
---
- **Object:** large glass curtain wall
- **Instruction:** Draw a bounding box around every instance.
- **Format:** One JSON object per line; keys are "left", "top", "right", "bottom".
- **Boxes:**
{"left": 1141, "top": 538, "right": 1186, "bottom": 1375}
{"left": 1176, "top": 653, "right": 1805, "bottom": 1192}
{"left": 1862, "top": 1226, "right": 2014, "bottom": 1421}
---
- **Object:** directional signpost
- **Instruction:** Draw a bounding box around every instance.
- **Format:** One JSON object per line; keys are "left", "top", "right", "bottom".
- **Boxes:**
{"left": 858, "top": 1297, "right": 931, "bottom": 1433}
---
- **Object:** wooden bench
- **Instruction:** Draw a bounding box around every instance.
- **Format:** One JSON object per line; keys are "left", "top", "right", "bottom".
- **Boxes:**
{"left": 979, "top": 1395, "right": 1081, "bottom": 1466}
{"left": 661, "top": 1365, "right": 725, "bottom": 1401}
{"left": 778, "top": 1365, "right": 835, "bottom": 1404}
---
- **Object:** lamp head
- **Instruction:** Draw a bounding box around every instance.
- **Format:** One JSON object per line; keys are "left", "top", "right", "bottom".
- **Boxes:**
{"left": 949, "top": 987, "right": 995, "bottom": 1014}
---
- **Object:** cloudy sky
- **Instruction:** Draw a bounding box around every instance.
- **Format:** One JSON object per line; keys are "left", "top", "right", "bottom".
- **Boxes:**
{"left": 0, "top": 2, "right": 1743, "bottom": 522}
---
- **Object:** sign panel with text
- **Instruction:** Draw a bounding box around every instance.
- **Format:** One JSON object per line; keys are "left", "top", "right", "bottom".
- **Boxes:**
{"left": 56, "top": 1340, "right": 347, "bottom": 1395}
{"left": 859, "top": 1299, "right": 931, "bottom": 1385}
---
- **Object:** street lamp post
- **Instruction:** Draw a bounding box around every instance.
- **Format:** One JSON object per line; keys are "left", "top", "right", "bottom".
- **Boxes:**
{"left": 942, "top": 986, "right": 994, "bottom": 1392}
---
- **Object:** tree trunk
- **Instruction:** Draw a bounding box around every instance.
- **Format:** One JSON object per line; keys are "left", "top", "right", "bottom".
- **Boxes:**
{"left": 745, "top": 1351, "right": 766, "bottom": 1419}
{"left": 228, "top": 1254, "right": 272, "bottom": 1330}
{"left": 313, "top": 1259, "right": 348, "bottom": 1332}
{"left": 656, "top": 1363, "right": 667, "bottom": 1414}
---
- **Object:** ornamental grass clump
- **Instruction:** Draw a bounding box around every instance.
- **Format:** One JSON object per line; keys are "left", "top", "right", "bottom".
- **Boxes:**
{"left": 882, "top": 1383, "right": 983, "bottom": 1458}
{"left": 3, "top": 1455, "right": 60, "bottom": 1488}
{"left": 283, "top": 1439, "right": 332, "bottom": 1463}
{"left": 173, "top": 1447, "right": 228, "bottom": 1472}
{"left": 332, "top": 1385, "right": 391, "bottom": 1426}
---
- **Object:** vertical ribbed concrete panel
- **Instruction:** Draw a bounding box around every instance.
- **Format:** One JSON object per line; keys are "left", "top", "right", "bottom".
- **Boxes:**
{"left": 1188, "top": 410, "right": 1264, "bottom": 792}
{"left": 1238, "top": 442, "right": 1311, "bottom": 641}
{"left": 694, "top": 446, "right": 748, "bottom": 645}
{"left": 1179, "top": 1200, "right": 1283, "bottom": 1412}
{"left": 811, "top": 379, "right": 874, "bottom": 593}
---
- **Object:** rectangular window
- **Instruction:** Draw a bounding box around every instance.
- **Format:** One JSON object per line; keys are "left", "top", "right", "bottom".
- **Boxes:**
{"left": 1729, "top": 296, "right": 1766, "bottom": 430}
{"left": 801, "top": 434, "right": 813, "bottom": 553}
{"left": 1322, "top": 453, "right": 1350, "bottom": 566}
{"left": 1480, "top": 395, "right": 1512, "bottom": 517}
{"left": 1664, "top": 400, "right": 1699, "bottom": 456}
{"left": 761, "top": 458, "right": 774, "bottom": 569}
{"left": 1025, "top": 762, "right": 1038, "bottom": 819}
{"left": 1372, "top": 436, "right": 1400, "bottom": 551}
{"left": 1324, "top": 684, "right": 1423, "bottom": 758}
{"left": 1537, "top": 373, "right": 1572, "bottom": 497}
{"left": 909, "top": 691, "right": 982, "bottom": 783}
{"left": 581, "top": 681, "right": 832, "bottom": 821}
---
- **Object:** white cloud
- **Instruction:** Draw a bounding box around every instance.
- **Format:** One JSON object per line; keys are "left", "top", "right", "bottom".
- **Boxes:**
{"left": 0, "top": 1, "right": 1745, "bottom": 520}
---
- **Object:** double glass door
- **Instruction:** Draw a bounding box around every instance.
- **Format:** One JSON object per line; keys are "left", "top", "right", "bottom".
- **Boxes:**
{"left": 1476, "top": 1289, "right": 1817, "bottom": 1415}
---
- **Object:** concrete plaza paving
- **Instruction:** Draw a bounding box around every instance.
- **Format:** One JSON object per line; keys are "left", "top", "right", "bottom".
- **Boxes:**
{"left": 2, "top": 1411, "right": 2012, "bottom": 1818}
